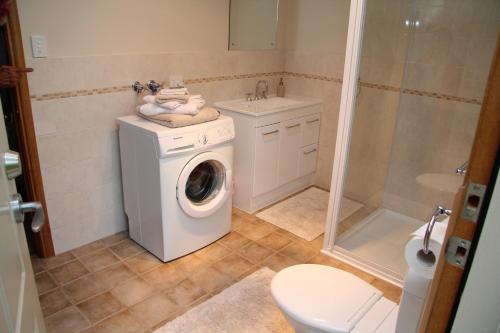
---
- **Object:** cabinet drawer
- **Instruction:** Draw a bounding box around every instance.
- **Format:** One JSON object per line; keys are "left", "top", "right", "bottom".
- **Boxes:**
{"left": 301, "top": 114, "right": 321, "bottom": 147}
{"left": 253, "top": 123, "right": 280, "bottom": 196}
{"left": 299, "top": 144, "right": 318, "bottom": 176}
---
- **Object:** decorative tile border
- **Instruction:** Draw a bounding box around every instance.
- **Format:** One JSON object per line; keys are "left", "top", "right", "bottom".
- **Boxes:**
{"left": 402, "top": 88, "right": 482, "bottom": 105}
{"left": 30, "top": 71, "right": 482, "bottom": 106}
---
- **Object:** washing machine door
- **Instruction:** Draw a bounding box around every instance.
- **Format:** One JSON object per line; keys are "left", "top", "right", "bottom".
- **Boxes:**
{"left": 177, "top": 151, "right": 232, "bottom": 218}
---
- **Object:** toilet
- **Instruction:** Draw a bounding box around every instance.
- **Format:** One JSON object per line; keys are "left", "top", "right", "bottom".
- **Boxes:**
{"left": 271, "top": 264, "right": 428, "bottom": 333}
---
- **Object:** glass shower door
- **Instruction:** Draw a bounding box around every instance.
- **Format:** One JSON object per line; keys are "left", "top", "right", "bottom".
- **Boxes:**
{"left": 330, "top": 0, "right": 499, "bottom": 281}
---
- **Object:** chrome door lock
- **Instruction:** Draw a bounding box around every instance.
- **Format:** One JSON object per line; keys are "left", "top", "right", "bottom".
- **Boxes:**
{"left": 10, "top": 193, "right": 45, "bottom": 233}
{"left": 2, "top": 150, "right": 22, "bottom": 179}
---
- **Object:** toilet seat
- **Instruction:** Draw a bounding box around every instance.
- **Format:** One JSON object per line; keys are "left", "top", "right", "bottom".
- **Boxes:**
{"left": 271, "top": 264, "right": 392, "bottom": 333}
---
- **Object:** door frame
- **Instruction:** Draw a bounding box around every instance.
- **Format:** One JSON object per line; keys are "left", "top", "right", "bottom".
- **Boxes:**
{"left": 418, "top": 36, "right": 500, "bottom": 333}
{"left": 3, "top": 0, "right": 54, "bottom": 257}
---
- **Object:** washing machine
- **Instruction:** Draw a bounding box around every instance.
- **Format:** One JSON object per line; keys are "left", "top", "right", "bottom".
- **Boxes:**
{"left": 117, "top": 115, "right": 234, "bottom": 262}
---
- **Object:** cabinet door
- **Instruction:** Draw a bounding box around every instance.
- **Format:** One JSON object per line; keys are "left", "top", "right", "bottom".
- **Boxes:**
{"left": 253, "top": 123, "right": 280, "bottom": 196}
{"left": 278, "top": 119, "right": 302, "bottom": 185}
{"left": 302, "top": 114, "right": 321, "bottom": 146}
{"left": 299, "top": 144, "right": 319, "bottom": 176}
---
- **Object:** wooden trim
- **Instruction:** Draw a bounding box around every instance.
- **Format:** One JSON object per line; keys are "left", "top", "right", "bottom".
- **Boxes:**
{"left": 418, "top": 36, "right": 500, "bottom": 332}
{"left": 4, "top": 1, "right": 54, "bottom": 257}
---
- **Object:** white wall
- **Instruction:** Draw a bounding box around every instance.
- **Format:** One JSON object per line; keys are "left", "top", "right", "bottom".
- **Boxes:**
{"left": 451, "top": 171, "right": 500, "bottom": 333}
{"left": 18, "top": 0, "right": 229, "bottom": 56}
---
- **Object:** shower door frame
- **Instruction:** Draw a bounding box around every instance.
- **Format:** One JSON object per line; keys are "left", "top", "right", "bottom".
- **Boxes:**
{"left": 321, "top": 0, "right": 405, "bottom": 286}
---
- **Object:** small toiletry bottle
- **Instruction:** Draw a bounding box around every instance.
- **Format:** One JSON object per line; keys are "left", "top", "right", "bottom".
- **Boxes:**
{"left": 277, "top": 78, "right": 285, "bottom": 97}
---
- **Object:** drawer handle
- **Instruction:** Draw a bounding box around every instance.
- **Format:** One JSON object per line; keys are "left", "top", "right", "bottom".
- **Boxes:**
{"left": 304, "top": 148, "right": 317, "bottom": 155}
{"left": 262, "top": 130, "right": 279, "bottom": 136}
{"left": 306, "top": 118, "right": 320, "bottom": 124}
{"left": 286, "top": 123, "right": 300, "bottom": 129}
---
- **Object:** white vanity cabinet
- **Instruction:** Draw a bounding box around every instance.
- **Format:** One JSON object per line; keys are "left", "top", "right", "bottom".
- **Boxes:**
{"left": 215, "top": 96, "right": 322, "bottom": 213}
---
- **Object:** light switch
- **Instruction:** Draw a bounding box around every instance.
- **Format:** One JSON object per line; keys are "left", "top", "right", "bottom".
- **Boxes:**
{"left": 31, "top": 35, "right": 48, "bottom": 58}
{"left": 169, "top": 75, "right": 184, "bottom": 88}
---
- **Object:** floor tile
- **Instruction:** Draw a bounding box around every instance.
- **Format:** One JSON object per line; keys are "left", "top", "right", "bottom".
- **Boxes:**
{"left": 71, "top": 240, "right": 105, "bottom": 258}
{"left": 110, "top": 277, "right": 154, "bottom": 307}
{"left": 79, "top": 249, "right": 120, "bottom": 272}
{"left": 101, "top": 231, "right": 129, "bottom": 247}
{"left": 45, "top": 306, "right": 90, "bottom": 333}
{"left": 109, "top": 239, "right": 145, "bottom": 259}
{"left": 93, "top": 310, "right": 148, "bottom": 333}
{"left": 169, "top": 253, "right": 208, "bottom": 273}
{"left": 279, "top": 242, "right": 318, "bottom": 263}
{"left": 218, "top": 232, "right": 251, "bottom": 250}
{"left": 31, "top": 256, "right": 46, "bottom": 274}
{"left": 129, "top": 294, "right": 180, "bottom": 328}
{"left": 307, "top": 254, "right": 344, "bottom": 268}
{"left": 164, "top": 278, "right": 206, "bottom": 307}
{"left": 261, "top": 253, "right": 299, "bottom": 272}
{"left": 49, "top": 260, "right": 89, "bottom": 285}
{"left": 212, "top": 254, "right": 254, "bottom": 280}
{"left": 256, "top": 232, "right": 293, "bottom": 251}
{"left": 63, "top": 274, "right": 107, "bottom": 303}
{"left": 141, "top": 264, "right": 187, "bottom": 290}
{"left": 189, "top": 266, "right": 233, "bottom": 293}
{"left": 35, "top": 272, "right": 57, "bottom": 295}
{"left": 93, "top": 263, "right": 136, "bottom": 289}
{"left": 195, "top": 242, "right": 231, "bottom": 263}
{"left": 41, "top": 252, "right": 76, "bottom": 270}
{"left": 236, "top": 220, "right": 276, "bottom": 241}
{"left": 39, "top": 288, "right": 72, "bottom": 317}
{"left": 238, "top": 242, "right": 274, "bottom": 264}
{"left": 77, "top": 292, "right": 124, "bottom": 324}
{"left": 124, "top": 251, "right": 162, "bottom": 274}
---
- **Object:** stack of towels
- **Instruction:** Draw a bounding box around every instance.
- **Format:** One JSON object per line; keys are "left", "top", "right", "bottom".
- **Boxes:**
{"left": 137, "top": 87, "right": 219, "bottom": 128}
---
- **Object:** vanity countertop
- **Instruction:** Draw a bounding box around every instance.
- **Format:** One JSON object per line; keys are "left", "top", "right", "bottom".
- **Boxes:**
{"left": 214, "top": 95, "right": 322, "bottom": 117}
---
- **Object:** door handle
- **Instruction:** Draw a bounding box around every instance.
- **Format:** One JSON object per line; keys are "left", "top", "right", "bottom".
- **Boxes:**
{"left": 9, "top": 194, "right": 45, "bottom": 233}
{"left": 262, "top": 129, "right": 279, "bottom": 136}
{"left": 286, "top": 123, "right": 300, "bottom": 129}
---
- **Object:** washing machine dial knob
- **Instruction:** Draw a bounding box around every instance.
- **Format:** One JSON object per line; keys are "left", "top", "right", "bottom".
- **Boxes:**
{"left": 199, "top": 134, "right": 208, "bottom": 145}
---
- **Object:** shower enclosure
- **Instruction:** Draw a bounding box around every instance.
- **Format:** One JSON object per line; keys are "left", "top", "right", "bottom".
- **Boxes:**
{"left": 324, "top": 0, "right": 499, "bottom": 283}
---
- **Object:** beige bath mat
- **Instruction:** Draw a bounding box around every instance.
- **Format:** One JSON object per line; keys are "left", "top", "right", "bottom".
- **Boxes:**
{"left": 154, "top": 267, "right": 292, "bottom": 333}
{"left": 257, "top": 187, "right": 363, "bottom": 241}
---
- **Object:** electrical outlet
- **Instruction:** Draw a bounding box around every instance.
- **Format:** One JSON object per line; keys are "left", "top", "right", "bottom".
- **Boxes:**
{"left": 169, "top": 75, "right": 184, "bottom": 88}
{"left": 31, "top": 35, "right": 48, "bottom": 58}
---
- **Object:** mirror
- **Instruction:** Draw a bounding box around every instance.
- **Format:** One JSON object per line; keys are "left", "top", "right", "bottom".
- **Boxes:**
{"left": 229, "top": 0, "right": 279, "bottom": 50}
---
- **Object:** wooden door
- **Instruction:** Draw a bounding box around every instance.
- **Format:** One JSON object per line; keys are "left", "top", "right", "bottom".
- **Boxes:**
{"left": 418, "top": 36, "right": 500, "bottom": 332}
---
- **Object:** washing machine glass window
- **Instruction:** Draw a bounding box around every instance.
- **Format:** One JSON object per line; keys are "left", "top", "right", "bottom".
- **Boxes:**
{"left": 185, "top": 160, "right": 224, "bottom": 205}
{"left": 177, "top": 151, "right": 233, "bottom": 218}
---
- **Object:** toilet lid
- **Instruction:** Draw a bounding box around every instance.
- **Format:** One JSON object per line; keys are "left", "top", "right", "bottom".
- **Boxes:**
{"left": 271, "top": 264, "right": 383, "bottom": 333}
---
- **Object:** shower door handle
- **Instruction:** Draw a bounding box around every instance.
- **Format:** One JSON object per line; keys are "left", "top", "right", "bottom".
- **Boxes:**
{"left": 423, "top": 205, "right": 452, "bottom": 254}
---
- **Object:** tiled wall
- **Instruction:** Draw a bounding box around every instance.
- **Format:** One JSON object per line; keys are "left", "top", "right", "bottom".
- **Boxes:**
{"left": 29, "top": 51, "right": 284, "bottom": 253}
{"left": 382, "top": 0, "right": 499, "bottom": 219}
{"left": 283, "top": 0, "right": 350, "bottom": 189}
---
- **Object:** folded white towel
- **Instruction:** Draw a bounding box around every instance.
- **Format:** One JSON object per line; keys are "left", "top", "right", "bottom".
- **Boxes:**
{"left": 139, "top": 102, "right": 201, "bottom": 116}
{"left": 143, "top": 95, "right": 156, "bottom": 104}
{"left": 160, "top": 87, "right": 189, "bottom": 95}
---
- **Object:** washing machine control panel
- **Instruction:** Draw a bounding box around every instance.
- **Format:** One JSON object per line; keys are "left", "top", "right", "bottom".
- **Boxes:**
{"left": 158, "top": 118, "right": 235, "bottom": 156}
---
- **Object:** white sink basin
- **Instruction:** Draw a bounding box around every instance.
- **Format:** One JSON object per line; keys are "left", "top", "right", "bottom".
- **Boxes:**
{"left": 240, "top": 97, "right": 303, "bottom": 110}
{"left": 214, "top": 95, "right": 321, "bottom": 116}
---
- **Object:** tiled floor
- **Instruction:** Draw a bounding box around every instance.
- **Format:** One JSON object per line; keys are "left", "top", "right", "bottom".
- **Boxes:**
{"left": 33, "top": 208, "right": 402, "bottom": 333}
